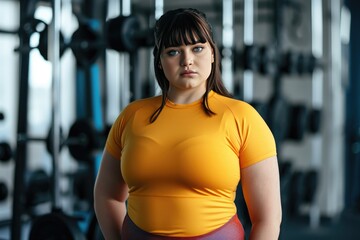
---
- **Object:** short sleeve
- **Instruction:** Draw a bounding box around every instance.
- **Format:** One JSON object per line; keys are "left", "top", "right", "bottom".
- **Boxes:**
{"left": 238, "top": 103, "right": 277, "bottom": 168}
{"left": 105, "top": 110, "right": 126, "bottom": 159}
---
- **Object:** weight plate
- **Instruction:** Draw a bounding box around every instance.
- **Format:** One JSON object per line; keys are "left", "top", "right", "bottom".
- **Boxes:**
{"left": 70, "top": 24, "right": 102, "bottom": 66}
{"left": 29, "top": 211, "right": 86, "bottom": 240}
{"left": 0, "top": 142, "right": 12, "bottom": 162}
{"left": 68, "top": 119, "right": 97, "bottom": 161}
{"left": 0, "top": 182, "right": 8, "bottom": 202}
{"left": 106, "top": 15, "right": 141, "bottom": 52}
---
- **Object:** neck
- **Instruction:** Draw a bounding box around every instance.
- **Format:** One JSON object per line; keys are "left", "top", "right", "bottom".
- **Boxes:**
{"left": 167, "top": 87, "right": 206, "bottom": 104}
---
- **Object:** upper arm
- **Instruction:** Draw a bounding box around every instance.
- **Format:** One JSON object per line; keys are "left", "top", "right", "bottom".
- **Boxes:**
{"left": 241, "top": 156, "right": 282, "bottom": 224}
{"left": 94, "top": 109, "right": 128, "bottom": 202}
{"left": 94, "top": 150, "right": 128, "bottom": 202}
{"left": 238, "top": 102, "right": 277, "bottom": 168}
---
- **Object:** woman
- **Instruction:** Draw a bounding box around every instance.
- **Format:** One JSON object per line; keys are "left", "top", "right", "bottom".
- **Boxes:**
{"left": 94, "top": 8, "right": 282, "bottom": 240}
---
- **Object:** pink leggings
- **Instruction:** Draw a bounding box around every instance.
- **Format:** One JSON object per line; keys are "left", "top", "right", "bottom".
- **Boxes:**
{"left": 122, "top": 214, "right": 245, "bottom": 240}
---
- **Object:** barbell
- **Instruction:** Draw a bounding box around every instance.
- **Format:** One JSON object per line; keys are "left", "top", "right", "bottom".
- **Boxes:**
{"left": 67, "top": 119, "right": 108, "bottom": 161}
{"left": 17, "top": 127, "right": 64, "bottom": 155}
{"left": 16, "top": 14, "right": 155, "bottom": 67}
{"left": 17, "top": 119, "right": 110, "bottom": 162}
{"left": 106, "top": 15, "right": 155, "bottom": 53}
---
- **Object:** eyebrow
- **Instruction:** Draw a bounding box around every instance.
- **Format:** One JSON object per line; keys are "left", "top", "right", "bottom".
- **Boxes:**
{"left": 166, "top": 40, "right": 205, "bottom": 48}
{"left": 192, "top": 40, "right": 205, "bottom": 45}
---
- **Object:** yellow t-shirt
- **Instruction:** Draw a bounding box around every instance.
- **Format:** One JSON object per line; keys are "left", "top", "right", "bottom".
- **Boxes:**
{"left": 105, "top": 91, "right": 276, "bottom": 237}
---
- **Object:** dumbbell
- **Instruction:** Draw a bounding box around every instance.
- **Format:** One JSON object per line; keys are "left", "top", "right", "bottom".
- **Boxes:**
{"left": 234, "top": 44, "right": 280, "bottom": 76}
{"left": 258, "top": 45, "right": 278, "bottom": 76}
{"left": 303, "top": 169, "right": 318, "bottom": 204}
{"left": 287, "top": 106, "right": 322, "bottom": 138}
{"left": 303, "top": 54, "right": 319, "bottom": 74}
{"left": 307, "top": 108, "right": 322, "bottom": 134}
{"left": 280, "top": 51, "right": 302, "bottom": 75}
{"left": 286, "top": 104, "right": 308, "bottom": 141}
{"left": 251, "top": 100, "right": 307, "bottom": 143}
{"left": 280, "top": 51, "right": 320, "bottom": 75}
{"left": 288, "top": 170, "right": 306, "bottom": 216}
{"left": 239, "top": 44, "right": 262, "bottom": 72}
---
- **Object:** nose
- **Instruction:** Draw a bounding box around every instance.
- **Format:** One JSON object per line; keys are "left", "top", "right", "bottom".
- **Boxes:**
{"left": 181, "top": 51, "right": 193, "bottom": 66}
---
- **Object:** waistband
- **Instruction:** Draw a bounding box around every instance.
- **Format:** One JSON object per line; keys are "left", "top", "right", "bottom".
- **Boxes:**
{"left": 121, "top": 214, "right": 245, "bottom": 240}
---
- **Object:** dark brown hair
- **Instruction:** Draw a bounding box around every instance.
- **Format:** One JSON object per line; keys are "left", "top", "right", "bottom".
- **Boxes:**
{"left": 150, "top": 8, "right": 232, "bottom": 123}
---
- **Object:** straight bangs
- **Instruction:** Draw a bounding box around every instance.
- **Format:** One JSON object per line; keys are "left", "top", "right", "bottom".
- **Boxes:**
{"left": 162, "top": 15, "right": 208, "bottom": 48}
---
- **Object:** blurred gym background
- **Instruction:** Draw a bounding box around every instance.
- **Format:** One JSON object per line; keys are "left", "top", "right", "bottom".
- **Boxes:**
{"left": 0, "top": 0, "right": 359, "bottom": 239}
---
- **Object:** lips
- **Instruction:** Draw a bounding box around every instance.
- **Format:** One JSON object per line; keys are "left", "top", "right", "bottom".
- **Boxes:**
{"left": 180, "top": 70, "right": 197, "bottom": 76}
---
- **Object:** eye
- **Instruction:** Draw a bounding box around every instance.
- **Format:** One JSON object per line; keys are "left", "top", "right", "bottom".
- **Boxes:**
{"left": 193, "top": 46, "right": 204, "bottom": 53}
{"left": 166, "top": 49, "right": 180, "bottom": 56}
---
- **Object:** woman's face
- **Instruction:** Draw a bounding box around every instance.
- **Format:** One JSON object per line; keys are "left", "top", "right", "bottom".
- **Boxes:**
{"left": 159, "top": 41, "right": 214, "bottom": 94}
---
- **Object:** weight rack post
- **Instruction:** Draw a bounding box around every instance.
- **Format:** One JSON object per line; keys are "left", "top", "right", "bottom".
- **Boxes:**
{"left": 221, "top": 0, "right": 234, "bottom": 94}
{"left": 242, "top": 0, "right": 255, "bottom": 102}
{"left": 308, "top": 0, "right": 324, "bottom": 229}
{"left": 11, "top": 0, "right": 32, "bottom": 239}
{"left": 49, "top": 0, "right": 62, "bottom": 211}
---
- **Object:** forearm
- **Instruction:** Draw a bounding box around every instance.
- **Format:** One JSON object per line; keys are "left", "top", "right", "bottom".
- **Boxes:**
{"left": 241, "top": 157, "right": 282, "bottom": 240}
{"left": 94, "top": 196, "right": 127, "bottom": 240}
{"left": 249, "top": 221, "right": 281, "bottom": 240}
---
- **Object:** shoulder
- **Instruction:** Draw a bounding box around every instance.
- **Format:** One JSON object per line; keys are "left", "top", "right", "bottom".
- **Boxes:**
{"left": 124, "top": 95, "right": 162, "bottom": 111}
{"left": 212, "top": 93, "right": 257, "bottom": 115}
{"left": 113, "top": 95, "right": 162, "bottom": 126}
{"left": 211, "top": 93, "right": 268, "bottom": 128}
{"left": 121, "top": 95, "right": 162, "bottom": 116}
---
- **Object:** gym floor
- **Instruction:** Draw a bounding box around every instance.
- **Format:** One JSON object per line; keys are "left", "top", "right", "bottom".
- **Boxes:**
{"left": 1, "top": 210, "right": 360, "bottom": 240}
{"left": 280, "top": 210, "right": 360, "bottom": 240}
{"left": 0, "top": 221, "right": 30, "bottom": 240}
